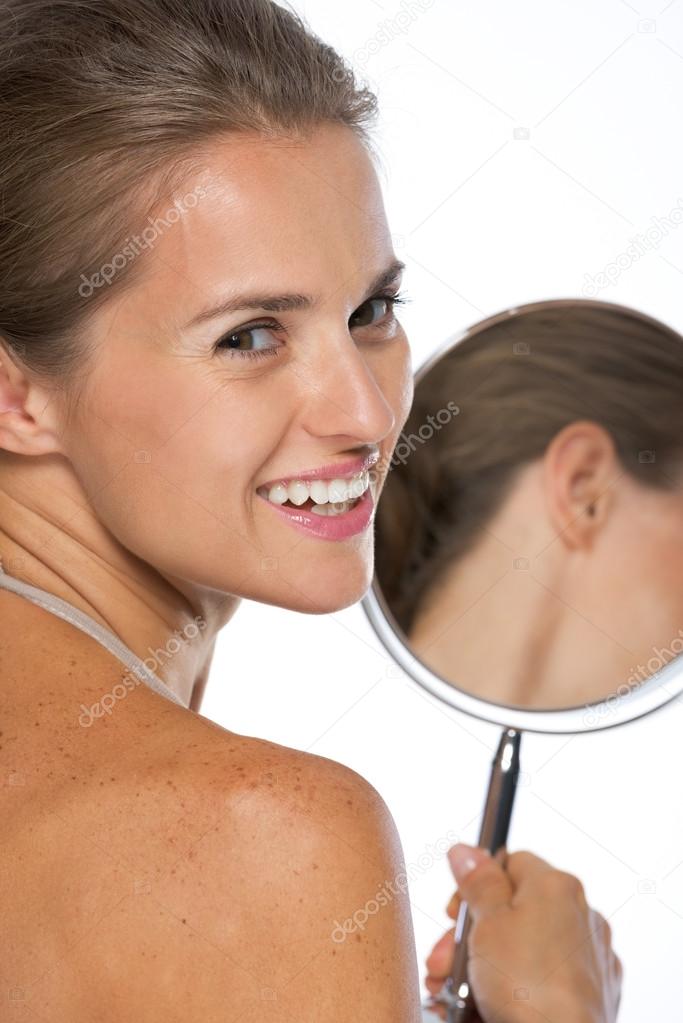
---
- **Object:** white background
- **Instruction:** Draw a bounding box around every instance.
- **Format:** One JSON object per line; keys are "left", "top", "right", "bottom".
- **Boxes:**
{"left": 202, "top": 1, "right": 683, "bottom": 1018}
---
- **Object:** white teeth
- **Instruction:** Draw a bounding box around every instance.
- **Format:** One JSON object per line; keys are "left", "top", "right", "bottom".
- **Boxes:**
{"left": 287, "top": 480, "right": 310, "bottom": 506}
{"left": 349, "top": 470, "right": 370, "bottom": 500}
{"left": 328, "top": 478, "right": 353, "bottom": 503}
{"left": 267, "top": 483, "right": 289, "bottom": 505}
{"left": 260, "top": 470, "right": 370, "bottom": 508}
{"left": 309, "top": 479, "right": 329, "bottom": 505}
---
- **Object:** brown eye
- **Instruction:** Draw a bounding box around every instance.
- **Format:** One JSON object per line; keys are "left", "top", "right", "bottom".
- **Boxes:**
{"left": 214, "top": 322, "right": 282, "bottom": 360}
{"left": 349, "top": 297, "right": 393, "bottom": 329}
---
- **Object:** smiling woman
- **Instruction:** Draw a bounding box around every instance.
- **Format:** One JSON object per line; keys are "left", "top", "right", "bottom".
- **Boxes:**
{"left": 0, "top": 2, "right": 622, "bottom": 1021}
{"left": 0, "top": 0, "right": 419, "bottom": 1019}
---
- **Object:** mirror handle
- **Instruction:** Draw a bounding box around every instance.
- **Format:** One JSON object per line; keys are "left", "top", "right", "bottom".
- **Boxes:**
{"left": 442, "top": 727, "right": 522, "bottom": 1023}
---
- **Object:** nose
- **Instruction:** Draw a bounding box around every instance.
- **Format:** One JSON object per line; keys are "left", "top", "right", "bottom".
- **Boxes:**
{"left": 296, "top": 330, "right": 398, "bottom": 446}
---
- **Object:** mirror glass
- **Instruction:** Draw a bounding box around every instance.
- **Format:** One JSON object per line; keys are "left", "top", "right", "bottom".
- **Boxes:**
{"left": 372, "top": 298, "right": 683, "bottom": 717}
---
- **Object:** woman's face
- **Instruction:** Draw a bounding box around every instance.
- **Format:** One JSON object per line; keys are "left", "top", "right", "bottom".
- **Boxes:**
{"left": 61, "top": 124, "right": 413, "bottom": 614}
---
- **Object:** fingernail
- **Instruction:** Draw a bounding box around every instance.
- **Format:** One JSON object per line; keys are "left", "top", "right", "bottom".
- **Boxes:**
{"left": 448, "top": 843, "right": 491, "bottom": 882}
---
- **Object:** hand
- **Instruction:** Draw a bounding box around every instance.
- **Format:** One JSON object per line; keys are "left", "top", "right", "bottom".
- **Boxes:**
{"left": 425, "top": 844, "right": 622, "bottom": 1023}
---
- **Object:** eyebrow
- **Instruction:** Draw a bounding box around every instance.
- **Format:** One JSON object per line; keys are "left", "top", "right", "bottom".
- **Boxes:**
{"left": 183, "top": 259, "right": 406, "bottom": 329}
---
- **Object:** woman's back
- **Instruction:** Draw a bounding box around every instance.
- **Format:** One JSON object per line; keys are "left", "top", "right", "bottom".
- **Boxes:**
{"left": 0, "top": 587, "right": 421, "bottom": 1021}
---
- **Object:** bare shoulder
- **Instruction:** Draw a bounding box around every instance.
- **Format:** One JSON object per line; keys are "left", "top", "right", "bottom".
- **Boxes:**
{"left": 0, "top": 592, "right": 422, "bottom": 1021}
{"left": 130, "top": 717, "right": 423, "bottom": 1021}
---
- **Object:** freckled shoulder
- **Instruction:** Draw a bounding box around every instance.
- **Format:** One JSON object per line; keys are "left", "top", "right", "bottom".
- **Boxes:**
{"left": 113, "top": 720, "right": 423, "bottom": 1021}
{"left": 0, "top": 590, "right": 421, "bottom": 1020}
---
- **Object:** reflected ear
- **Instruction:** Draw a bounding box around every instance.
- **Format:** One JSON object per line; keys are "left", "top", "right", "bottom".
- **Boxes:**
{"left": 0, "top": 341, "right": 65, "bottom": 457}
{"left": 543, "top": 420, "right": 620, "bottom": 549}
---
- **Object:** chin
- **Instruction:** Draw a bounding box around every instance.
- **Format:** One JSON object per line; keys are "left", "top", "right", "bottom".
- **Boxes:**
{"left": 259, "top": 551, "right": 374, "bottom": 615}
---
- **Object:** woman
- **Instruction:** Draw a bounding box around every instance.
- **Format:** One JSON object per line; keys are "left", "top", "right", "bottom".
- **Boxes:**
{"left": 0, "top": 1, "right": 620, "bottom": 1019}
{"left": 375, "top": 300, "right": 683, "bottom": 710}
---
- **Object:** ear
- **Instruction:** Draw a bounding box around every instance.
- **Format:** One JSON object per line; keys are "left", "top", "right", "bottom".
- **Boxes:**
{"left": 0, "top": 341, "right": 67, "bottom": 457}
{"left": 542, "top": 420, "right": 620, "bottom": 550}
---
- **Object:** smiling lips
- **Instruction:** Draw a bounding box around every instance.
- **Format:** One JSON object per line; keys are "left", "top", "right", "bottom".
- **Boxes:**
{"left": 256, "top": 480, "right": 375, "bottom": 540}
{"left": 255, "top": 452, "right": 381, "bottom": 539}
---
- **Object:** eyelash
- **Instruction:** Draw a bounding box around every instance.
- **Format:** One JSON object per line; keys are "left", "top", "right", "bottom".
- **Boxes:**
{"left": 213, "top": 290, "right": 410, "bottom": 361}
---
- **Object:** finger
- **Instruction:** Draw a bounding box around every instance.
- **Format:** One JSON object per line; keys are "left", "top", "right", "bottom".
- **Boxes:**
{"left": 504, "top": 849, "right": 556, "bottom": 891}
{"left": 447, "top": 843, "right": 513, "bottom": 920}
{"left": 425, "top": 927, "right": 455, "bottom": 978}
{"left": 425, "top": 974, "right": 447, "bottom": 996}
{"left": 446, "top": 890, "right": 462, "bottom": 920}
{"left": 505, "top": 851, "right": 588, "bottom": 916}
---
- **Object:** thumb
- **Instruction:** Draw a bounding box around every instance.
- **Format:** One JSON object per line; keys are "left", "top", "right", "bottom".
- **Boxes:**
{"left": 447, "top": 843, "right": 513, "bottom": 921}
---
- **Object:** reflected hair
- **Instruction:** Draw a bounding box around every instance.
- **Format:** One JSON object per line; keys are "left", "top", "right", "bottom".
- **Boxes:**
{"left": 375, "top": 300, "right": 683, "bottom": 635}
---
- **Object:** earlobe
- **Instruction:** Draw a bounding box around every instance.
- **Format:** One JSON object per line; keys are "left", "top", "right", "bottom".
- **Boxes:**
{"left": 543, "top": 420, "right": 617, "bottom": 549}
{"left": 0, "top": 351, "right": 66, "bottom": 458}
{"left": 0, "top": 410, "right": 66, "bottom": 457}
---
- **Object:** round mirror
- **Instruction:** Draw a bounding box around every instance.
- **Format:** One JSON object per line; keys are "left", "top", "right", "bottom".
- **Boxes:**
{"left": 364, "top": 297, "right": 683, "bottom": 734}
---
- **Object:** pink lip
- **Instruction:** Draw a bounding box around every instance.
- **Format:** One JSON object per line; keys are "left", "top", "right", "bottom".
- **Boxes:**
{"left": 257, "top": 485, "right": 375, "bottom": 541}
{"left": 258, "top": 452, "right": 380, "bottom": 492}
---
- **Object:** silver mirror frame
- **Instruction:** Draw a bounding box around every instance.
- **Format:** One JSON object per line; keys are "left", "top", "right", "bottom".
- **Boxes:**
{"left": 363, "top": 297, "right": 683, "bottom": 735}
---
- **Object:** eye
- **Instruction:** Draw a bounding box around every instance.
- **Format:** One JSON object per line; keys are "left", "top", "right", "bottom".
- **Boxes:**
{"left": 349, "top": 293, "right": 408, "bottom": 331}
{"left": 214, "top": 321, "right": 282, "bottom": 361}
{"left": 212, "top": 290, "right": 409, "bottom": 361}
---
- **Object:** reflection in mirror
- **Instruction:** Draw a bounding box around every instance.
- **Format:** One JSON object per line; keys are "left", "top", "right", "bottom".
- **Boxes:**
{"left": 375, "top": 299, "right": 683, "bottom": 711}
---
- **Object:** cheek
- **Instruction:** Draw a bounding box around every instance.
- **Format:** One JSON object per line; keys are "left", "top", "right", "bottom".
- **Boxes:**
{"left": 70, "top": 379, "right": 283, "bottom": 584}
{"left": 386, "top": 333, "right": 414, "bottom": 438}
{"left": 71, "top": 360, "right": 268, "bottom": 525}
{"left": 141, "top": 384, "right": 276, "bottom": 517}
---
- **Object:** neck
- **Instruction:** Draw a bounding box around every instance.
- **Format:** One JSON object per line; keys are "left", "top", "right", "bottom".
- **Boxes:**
{"left": 0, "top": 452, "right": 238, "bottom": 707}
{"left": 406, "top": 532, "right": 636, "bottom": 711}
{"left": 407, "top": 538, "right": 556, "bottom": 707}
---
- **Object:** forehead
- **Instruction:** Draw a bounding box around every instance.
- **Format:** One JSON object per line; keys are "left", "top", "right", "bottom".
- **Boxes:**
{"left": 139, "top": 124, "right": 392, "bottom": 307}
